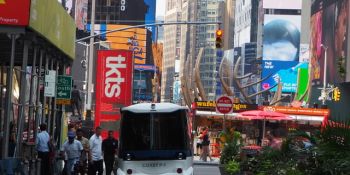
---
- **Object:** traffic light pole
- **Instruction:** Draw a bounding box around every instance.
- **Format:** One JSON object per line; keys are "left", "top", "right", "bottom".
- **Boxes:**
{"left": 77, "top": 21, "right": 221, "bottom": 110}
{"left": 76, "top": 21, "right": 222, "bottom": 42}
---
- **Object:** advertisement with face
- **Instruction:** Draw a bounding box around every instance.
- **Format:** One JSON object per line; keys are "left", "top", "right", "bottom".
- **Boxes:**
{"left": 0, "top": 0, "right": 30, "bottom": 26}
{"left": 95, "top": 50, "right": 133, "bottom": 137}
{"left": 74, "top": 0, "right": 88, "bottom": 30}
{"left": 310, "top": 0, "right": 349, "bottom": 85}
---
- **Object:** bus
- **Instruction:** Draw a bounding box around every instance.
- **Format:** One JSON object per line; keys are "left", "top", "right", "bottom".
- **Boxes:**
{"left": 117, "top": 103, "right": 194, "bottom": 175}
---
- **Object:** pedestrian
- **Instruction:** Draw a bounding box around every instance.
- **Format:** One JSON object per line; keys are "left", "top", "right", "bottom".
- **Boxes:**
{"left": 76, "top": 128, "right": 90, "bottom": 174}
{"left": 36, "top": 123, "right": 51, "bottom": 175}
{"left": 71, "top": 85, "right": 82, "bottom": 116}
{"left": 200, "top": 127, "right": 212, "bottom": 162}
{"left": 196, "top": 129, "right": 203, "bottom": 156}
{"left": 61, "top": 131, "right": 84, "bottom": 175}
{"left": 102, "top": 130, "right": 118, "bottom": 175}
{"left": 88, "top": 126, "right": 104, "bottom": 175}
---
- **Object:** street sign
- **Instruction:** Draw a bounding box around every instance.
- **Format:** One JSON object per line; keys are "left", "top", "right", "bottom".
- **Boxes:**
{"left": 216, "top": 95, "right": 233, "bottom": 114}
{"left": 56, "top": 75, "right": 72, "bottom": 99}
{"left": 44, "top": 70, "right": 56, "bottom": 97}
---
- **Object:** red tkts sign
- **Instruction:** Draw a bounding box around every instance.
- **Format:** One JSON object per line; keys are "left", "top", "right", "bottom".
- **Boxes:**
{"left": 0, "top": 0, "right": 30, "bottom": 26}
{"left": 95, "top": 50, "right": 133, "bottom": 138}
{"left": 216, "top": 96, "right": 233, "bottom": 114}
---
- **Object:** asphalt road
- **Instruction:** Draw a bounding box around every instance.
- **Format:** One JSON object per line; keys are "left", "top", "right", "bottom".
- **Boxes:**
{"left": 194, "top": 164, "right": 221, "bottom": 175}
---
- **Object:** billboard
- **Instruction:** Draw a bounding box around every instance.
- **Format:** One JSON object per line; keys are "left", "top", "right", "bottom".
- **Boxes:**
{"left": 263, "top": 15, "right": 301, "bottom": 62}
{"left": 95, "top": 50, "right": 133, "bottom": 138}
{"left": 0, "top": 0, "right": 30, "bottom": 26}
{"left": 29, "top": 0, "right": 76, "bottom": 59}
{"left": 119, "top": 0, "right": 157, "bottom": 40}
{"left": 88, "top": 24, "right": 147, "bottom": 64}
{"left": 310, "top": 0, "right": 349, "bottom": 84}
{"left": 263, "top": 0, "right": 302, "bottom": 10}
{"left": 262, "top": 14, "right": 301, "bottom": 92}
{"left": 74, "top": 0, "right": 88, "bottom": 30}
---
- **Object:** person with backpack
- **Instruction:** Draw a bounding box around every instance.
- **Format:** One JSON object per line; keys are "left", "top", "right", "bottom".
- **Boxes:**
{"left": 200, "top": 127, "right": 212, "bottom": 162}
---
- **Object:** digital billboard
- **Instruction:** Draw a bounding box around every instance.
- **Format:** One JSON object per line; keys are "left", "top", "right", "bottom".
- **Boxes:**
{"left": 88, "top": 24, "right": 148, "bottom": 64}
{"left": 263, "top": 0, "right": 301, "bottom": 10}
{"left": 95, "top": 50, "right": 133, "bottom": 138}
{"left": 0, "top": 0, "right": 30, "bottom": 26}
{"left": 263, "top": 15, "right": 301, "bottom": 62}
{"left": 310, "top": 0, "right": 349, "bottom": 84}
{"left": 262, "top": 14, "right": 301, "bottom": 93}
{"left": 74, "top": 0, "right": 88, "bottom": 30}
{"left": 119, "top": 0, "right": 157, "bottom": 41}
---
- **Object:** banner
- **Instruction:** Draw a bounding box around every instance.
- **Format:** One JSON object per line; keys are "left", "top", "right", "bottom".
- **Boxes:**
{"left": 0, "top": 0, "right": 30, "bottom": 26}
{"left": 95, "top": 50, "right": 133, "bottom": 138}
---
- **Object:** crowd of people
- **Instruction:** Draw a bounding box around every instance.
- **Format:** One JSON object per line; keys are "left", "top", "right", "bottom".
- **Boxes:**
{"left": 35, "top": 124, "right": 118, "bottom": 175}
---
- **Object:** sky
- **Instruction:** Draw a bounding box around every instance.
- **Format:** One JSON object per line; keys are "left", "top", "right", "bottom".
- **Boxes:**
{"left": 156, "top": 0, "right": 166, "bottom": 17}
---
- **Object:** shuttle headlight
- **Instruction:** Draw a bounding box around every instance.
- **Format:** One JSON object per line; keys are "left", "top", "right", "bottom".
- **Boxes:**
{"left": 126, "top": 153, "right": 132, "bottom": 161}
{"left": 177, "top": 152, "right": 185, "bottom": 160}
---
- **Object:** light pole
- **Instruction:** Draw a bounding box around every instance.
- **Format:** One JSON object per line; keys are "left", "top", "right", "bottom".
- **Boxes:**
{"left": 320, "top": 44, "right": 328, "bottom": 106}
{"left": 76, "top": 41, "right": 111, "bottom": 115}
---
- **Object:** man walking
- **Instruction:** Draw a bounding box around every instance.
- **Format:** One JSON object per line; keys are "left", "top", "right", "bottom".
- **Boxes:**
{"left": 71, "top": 85, "right": 82, "bottom": 116}
{"left": 36, "top": 123, "right": 50, "bottom": 175}
{"left": 61, "top": 131, "right": 84, "bottom": 175}
{"left": 88, "top": 126, "right": 103, "bottom": 175}
{"left": 102, "top": 131, "right": 119, "bottom": 175}
{"left": 76, "top": 128, "right": 90, "bottom": 174}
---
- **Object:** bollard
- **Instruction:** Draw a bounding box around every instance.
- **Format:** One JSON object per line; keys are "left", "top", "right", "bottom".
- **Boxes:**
{"left": 30, "top": 160, "right": 36, "bottom": 175}
{"left": 35, "top": 159, "right": 41, "bottom": 175}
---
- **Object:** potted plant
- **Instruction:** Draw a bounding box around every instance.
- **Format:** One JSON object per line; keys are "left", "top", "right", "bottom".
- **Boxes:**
{"left": 219, "top": 129, "right": 243, "bottom": 175}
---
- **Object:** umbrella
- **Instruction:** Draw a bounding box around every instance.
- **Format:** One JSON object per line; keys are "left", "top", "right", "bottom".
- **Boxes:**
{"left": 238, "top": 110, "right": 293, "bottom": 142}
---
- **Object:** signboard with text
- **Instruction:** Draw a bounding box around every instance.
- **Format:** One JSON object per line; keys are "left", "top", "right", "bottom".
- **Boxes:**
{"left": 44, "top": 70, "right": 56, "bottom": 97}
{"left": 216, "top": 96, "right": 233, "bottom": 114}
{"left": 95, "top": 50, "right": 133, "bottom": 138}
{"left": 195, "top": 101, "right": 258, "bottom": 112}
{"left": 56, "top": 75, "right": 72, "bottom": 99}
{"left": 0, "top": 0, "right": 30, "bottom": 26}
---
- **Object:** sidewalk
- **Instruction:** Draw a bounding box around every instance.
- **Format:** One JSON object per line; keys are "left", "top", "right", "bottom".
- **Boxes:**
{"left": 193, "top": 155, "right": 220, "bottom": 166}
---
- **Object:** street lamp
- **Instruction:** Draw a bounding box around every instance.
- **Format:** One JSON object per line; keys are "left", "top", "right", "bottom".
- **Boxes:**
{"left": 76, "top": 41, "right": 112, "bottom": 114}
{"left": 318, "top": 44, "right": 334, "bottom": 107}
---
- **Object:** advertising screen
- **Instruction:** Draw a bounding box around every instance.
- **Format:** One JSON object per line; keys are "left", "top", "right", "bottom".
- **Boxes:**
{"left": 88, "top": 24, "right": 148, "bottom": 64}
{"left": 263, "top": 0, "right": 301, "bottom": 10}
{"left": 262, "top": 14, "right": 301, "bottom": 93}
{"left": 0, "top": 0, "right": 30, "bottom": 26}
{"left": 95, "top": 50, "right": 133, "bottom": 138}
{"left": 119, "top": 0, "right": 157, "bottom": 40}
{"left": 263, "top": 15, "right": 301, "bottom": 62}
{"left": 74, "top": 0, "right": 88, "bottom": 30}
{"left": 310, "top": 0, "right": 349, "bottom": 85}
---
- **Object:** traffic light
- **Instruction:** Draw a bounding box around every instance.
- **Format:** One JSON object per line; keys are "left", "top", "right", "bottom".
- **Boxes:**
{"left": 333, "top": 87, "right": 341, "bottom": 101}
{"left": 216, "top": 29, "right": 223, "bottom": 49}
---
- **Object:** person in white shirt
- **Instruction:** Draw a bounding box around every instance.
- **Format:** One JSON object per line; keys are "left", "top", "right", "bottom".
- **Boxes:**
{"left": 88, "top": 126, "right": 103, "bottom": 175}
{"left": 36, "top": 123, "right": 50, "bottom": 175}
{"left": 61, "top": 131, "right": 83, "bottom": 175}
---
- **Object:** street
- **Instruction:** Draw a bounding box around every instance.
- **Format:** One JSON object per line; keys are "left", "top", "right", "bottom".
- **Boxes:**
{"left": 194, "top": 165, "right": 221, "bottom": 175}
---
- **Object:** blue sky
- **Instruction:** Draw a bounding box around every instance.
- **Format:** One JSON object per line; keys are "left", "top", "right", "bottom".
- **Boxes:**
{"left": 156, "top": 0, "right": 165, "bottom": 16}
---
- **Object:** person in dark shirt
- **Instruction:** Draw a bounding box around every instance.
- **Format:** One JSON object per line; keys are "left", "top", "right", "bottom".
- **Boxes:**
{"left": 102, "top": 130, "right": 118, "bottom": 175}
{"left": 71, "top": 85, "right": 82, "bottom": 116}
